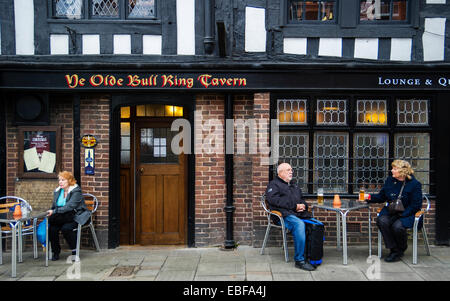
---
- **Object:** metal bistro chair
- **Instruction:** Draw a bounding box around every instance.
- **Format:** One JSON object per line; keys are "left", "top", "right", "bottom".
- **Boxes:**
{"left": 73, "top": 193, "right": 101, "bottom": 261}
{"left": 0, "top": 196, "right": 37, "bottom": 265}
{"left": 377, "top": 194, "right": 431, "bottom": 264}
{"left": 260, "top": 194, "right": 289, "bottom": 262}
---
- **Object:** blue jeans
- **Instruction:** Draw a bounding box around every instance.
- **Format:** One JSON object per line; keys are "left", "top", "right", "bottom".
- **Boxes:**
{"left": 283, "top": 215, "right": 306, "bottom": 262}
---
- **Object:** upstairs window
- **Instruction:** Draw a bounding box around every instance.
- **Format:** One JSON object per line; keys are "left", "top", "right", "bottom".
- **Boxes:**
{"left": 360, "top": 0, "right": 409, "bottom": 22}
{"left": 52, "top": 0, "right": 156, "bottom": 20}
{"left": 288, "top": 0, "right": 336, "bottom": 23}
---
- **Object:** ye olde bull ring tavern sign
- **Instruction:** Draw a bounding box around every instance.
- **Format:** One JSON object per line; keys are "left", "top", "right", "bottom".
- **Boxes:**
{"left": 81, "top": 135, "right": 97, "bottom": 175}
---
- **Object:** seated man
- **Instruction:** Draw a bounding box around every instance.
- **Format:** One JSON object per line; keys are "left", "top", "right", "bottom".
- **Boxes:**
{"left": 265, "top": 163, "right": 315, "bottom": 271}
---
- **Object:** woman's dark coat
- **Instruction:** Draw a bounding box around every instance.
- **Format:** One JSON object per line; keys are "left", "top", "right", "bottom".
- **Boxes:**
{"left": 369, "top": 175, "right": 423, "bottom": 228}
{"left": 51, "top": 184, "right": 91, "bottom": 225}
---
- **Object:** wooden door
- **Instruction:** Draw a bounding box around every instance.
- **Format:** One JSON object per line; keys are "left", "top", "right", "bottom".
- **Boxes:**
{"left": 136, "top": 121, "right": 187, "bottom": 245}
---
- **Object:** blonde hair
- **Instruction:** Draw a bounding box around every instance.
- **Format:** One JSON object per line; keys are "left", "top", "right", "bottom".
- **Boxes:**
{"left": 58, "top": 171, "right": 77, "bottom": 186}
{"left": 392, "top": 160, "right": 414, "bottom": 180}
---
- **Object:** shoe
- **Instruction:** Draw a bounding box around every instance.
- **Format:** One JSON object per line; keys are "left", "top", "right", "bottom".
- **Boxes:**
{"left": 295, "top": 261, "right": 315, "bottom": 271}
{"left": 384, "top": 252, "right": 402, "bottom": 262}
{"left": 51, "top": 253, "right": 60, "bottom": 261}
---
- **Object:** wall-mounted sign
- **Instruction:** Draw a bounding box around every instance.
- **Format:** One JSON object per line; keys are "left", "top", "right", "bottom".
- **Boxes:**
{"left": 81, "top": 135, "right": 98, "bottom": 148}
{"left": 85, "top": 148, "right": 95, "bottom": 175}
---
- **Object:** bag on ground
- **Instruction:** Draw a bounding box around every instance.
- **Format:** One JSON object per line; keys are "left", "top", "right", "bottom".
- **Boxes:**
{"left": 303, "top": 218, "right": 324, "bottom": 266}
{"left": 37, "top": 219, "right": 47, "bottom": 247}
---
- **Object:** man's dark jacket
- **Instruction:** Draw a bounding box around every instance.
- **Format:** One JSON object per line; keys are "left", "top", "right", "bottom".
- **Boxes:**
{"left": 265, "top": 176, "right": 310, "bottom": 219}
{"left": 368, "top": 175, "right": 422, "bottom": 228}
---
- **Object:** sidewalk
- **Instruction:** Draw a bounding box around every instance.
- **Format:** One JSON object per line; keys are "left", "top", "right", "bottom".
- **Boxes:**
{"left": 0, "top": 244, "right": 449, "bottom": 281}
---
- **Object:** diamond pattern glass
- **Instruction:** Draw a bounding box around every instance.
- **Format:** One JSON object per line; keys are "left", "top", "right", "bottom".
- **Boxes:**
{"left": 128, "top": 0, "right": 155, "bottom": 18}
{"left": 92, "top": 0, "right": 119, "bottom": 17}
{"left": 55, "top": 0, "right": 83, "bottom": 19}
{"left": 277, "top": 133, "right": 309, "bottom": 191}
{"left": 314, "top": 132, "right": 348, "bottom": 193}
{"left": 353, "top": 133, "right": 389, "bottom": 193}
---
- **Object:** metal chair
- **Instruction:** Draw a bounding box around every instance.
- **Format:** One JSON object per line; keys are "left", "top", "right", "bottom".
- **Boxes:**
{"left": 73, "top": 193, "right": 101, "bottom": 261}
{"left": 0, "top": 196, "right": 37, "bottom": 265}
{"left": 377, "top": 194, "right": 431, "bottom": 264}
{"left": 260, "top": 194, "right": 289, "bottom": 262}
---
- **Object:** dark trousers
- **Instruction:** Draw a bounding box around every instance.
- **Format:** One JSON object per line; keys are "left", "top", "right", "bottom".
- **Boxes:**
{"left": 48, "top": 211, "right": 78, "bottom": 255}
{"left": 376, "top": 214, "right": 408, "bottom": 253}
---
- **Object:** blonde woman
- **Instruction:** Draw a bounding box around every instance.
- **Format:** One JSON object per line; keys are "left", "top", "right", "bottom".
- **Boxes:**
{"left": 47, "top": 171, "right": 90, "bottom": 261}
{"left": 366, "top": 160, "right": 423, "bottom": 262}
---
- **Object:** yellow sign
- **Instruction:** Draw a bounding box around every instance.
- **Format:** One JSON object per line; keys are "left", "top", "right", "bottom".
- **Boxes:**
{"left": 81, "top": 135, "right": 97, "bottom": 148}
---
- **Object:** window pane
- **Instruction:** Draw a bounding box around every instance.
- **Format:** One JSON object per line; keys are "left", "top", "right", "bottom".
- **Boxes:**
{"left": 54, "top": 0, "right": 83, "bottom": 19}
{"left": 288, "top": 0, "right": 335, "bottom": 22}
{"left": 395, "top": 133, "right": 430, "bottom": 193}
{"left": 397, "top": 99, "right": 428, "bottom": 125}
{"left": 360, "top": 0, "right": 408, "bottom": 21}
{"left": 120, "top": 122, "right": 131, "bottom": 165}
{"left": 277, "top": 133, "right": 309, "bottom": 191}
{"left": 278, "top": 99, "right": 307, "bottom": 125}
{"left": 356, "top": 99, "right": 387, "bottom": 126}
{"left": 140, "top": 128, "right": 178, "bottom": 164}
{"left": 316, "top": 99, "right": 347, "bottom": 125}
{"left": 314, "top": 132, "right": 348, "bottom": 193}
{"left": 92, "top": 0, "right": 119, "bottom": 17}
{"left": 353, "top": 133, "right": 389, "bottom": 193}
{"left": 128, "top": 0, "right": 155, "bottom": 18}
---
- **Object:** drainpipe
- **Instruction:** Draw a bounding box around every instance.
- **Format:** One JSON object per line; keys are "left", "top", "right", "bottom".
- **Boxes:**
{"left": 224, "top": 94, "right": 235, "bottom": 249}
{"left": 204, "top": 0, "right": 215, "bottom": 54}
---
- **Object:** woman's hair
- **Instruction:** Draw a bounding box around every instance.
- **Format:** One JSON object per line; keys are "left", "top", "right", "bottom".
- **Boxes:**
{"left": 58, "top": 171, "right": 77, "bottom": 186}
{"left": 392, "top": 160, "right": 414, "bottom": 180}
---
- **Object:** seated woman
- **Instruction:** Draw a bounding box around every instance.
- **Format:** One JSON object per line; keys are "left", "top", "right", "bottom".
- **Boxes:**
{"left": 47, "top": 171, "right": 90, "bottom": 261}
{"left": 366, "top": 160, "right": 423, "bottom": 262}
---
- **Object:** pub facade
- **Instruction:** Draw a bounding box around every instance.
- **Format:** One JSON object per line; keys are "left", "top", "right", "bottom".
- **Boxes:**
{"left": 1, "top": 0, "right": 449, "bottom": 250}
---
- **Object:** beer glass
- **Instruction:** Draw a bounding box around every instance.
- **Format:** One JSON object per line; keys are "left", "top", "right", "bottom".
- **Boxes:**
{"left": 317, "top": 188, "right": 324, "bottom": 205}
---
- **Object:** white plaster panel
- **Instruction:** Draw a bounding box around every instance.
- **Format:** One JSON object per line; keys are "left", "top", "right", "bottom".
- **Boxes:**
{"left": 354, "top": 38, "right": 379, "bottom": 60}
{"left": 143, "top": 35, "right": 162, "bottom": 55}
{"left": 390, "top": 38, "right": 412, "bottom": 61}
{"left": 283, "top": 38, "right": 307, "bottom": 55}
{"left": 245, "top": 6, "right": 266, "bottom": 52}
{"left": 113, "top": 34, "right": 131, "bottom": 54}
{"left": 82, "top": 34, "right": 100, "bottom": 55}
{"left": 14, "top": 0, "right": 34, "bottom": 55}
{"left": 426, "top": 0, "right": 446, "bottom": 4}
{"left": 176, "top": 0, "right": 195, "bottom": 55}
{"left": 50, "top": 34, "right": 69, "bottom": 55}
{"left": 318, "top": 38, "right": 342, "bottom": 57}
{"left": 423, "top": 18, "right": 446, "bottom": 61}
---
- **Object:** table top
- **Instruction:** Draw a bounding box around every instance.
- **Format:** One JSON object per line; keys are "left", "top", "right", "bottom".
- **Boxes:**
{"left": 0, "top": 211, "right": 48, "bottom": 224}
{"left": 312, "top": 199, "right": 369, "bottom": 211}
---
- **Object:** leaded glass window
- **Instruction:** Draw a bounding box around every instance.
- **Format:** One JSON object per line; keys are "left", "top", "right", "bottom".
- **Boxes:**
{"left": 397, "top": 99, "right": 428, "bottom": 125}
{"left": 278, "top": 133, "right": 309, "bottom": 191}
{"left": 92, "top": 0, "right": 119, "bottom": 17}
{"left": 353, "top": 133, "right": 389, "bottom": 192}
{"left": 360, "top": 0, "right": 409, "bottom": 21}
{"left": 356, "top": 99, "right": 387, "bottom": 126}
{"left": 316, "top": 99, "right": 347, "bottom": 125}
{"left": 314, "top": 132, "right": 348, "bottom": 193}
{"left": 54, "top": 0, "right": 83, "bottom": 19}
{"left": 278, "top": 99, "right": 307, "bottom": 125}
{"left": 288, "top": 0, "right": 336, "bottom": 22}
{"left": 395, "top": 133, "right": 430, "bottom": 193}
{"left": 128, "top": 0, "right": 155, "bottom": 18}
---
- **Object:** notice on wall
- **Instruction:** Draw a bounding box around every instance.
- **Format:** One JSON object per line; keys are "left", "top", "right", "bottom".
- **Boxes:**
{"left": 23, "top": 147, "right": 40, "bottom": 171}
{"left": 38, "top": 150, "right": 56, "bottom": 173}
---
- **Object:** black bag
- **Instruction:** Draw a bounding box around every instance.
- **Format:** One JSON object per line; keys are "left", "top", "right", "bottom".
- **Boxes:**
{"left": 388, "top": 181, "right": 406, "bottom": 214}
{"left": 303, "top": 218, "right": 325, "bottom": 266}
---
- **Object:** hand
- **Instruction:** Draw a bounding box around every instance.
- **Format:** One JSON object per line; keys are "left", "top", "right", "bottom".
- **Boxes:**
{"left": 364, "top": 194, "right": 371, "bottom": 201}
{"left": 296, "top": 204, "right": 305, "bottom": 212}
{"left": 47, "top": 210, "right": 54, "bottom": 216}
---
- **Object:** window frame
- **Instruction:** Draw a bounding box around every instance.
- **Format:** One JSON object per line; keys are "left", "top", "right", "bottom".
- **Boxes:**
{"left": 272, "top": 92, "right": 433, "bottom": 197}
{"left": 287, "top": 0, "right": 338, "bottom": 24}
{"left": 49, "top": 0, "right": 159, "bottom": 22}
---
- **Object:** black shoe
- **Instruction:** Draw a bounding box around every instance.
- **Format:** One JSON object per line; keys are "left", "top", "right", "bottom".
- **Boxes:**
{"left": 295, "top": 261, "right": 315, "bottom": 271}
{"left": 384, "top": 252, "right": 402, "bottom": 262}
{"left": 51, "top": 253, "right": 60, "bottom": 261}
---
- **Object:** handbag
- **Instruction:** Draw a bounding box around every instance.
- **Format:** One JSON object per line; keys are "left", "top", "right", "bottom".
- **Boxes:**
{"left": 388, "top": 181, "right": 406, "bottom": 214}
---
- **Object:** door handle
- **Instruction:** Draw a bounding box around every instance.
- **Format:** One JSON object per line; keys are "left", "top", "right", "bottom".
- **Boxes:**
{"left": 139, "top": 168, "right": 144, "bottom": 174}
